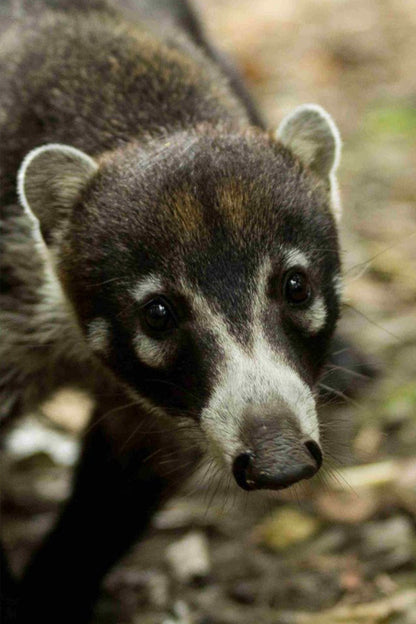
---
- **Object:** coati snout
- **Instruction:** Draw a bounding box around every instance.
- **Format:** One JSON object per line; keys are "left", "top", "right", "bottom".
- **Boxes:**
{"left": 233, "top": 406, "right": 323, "bottom": 491}
{"left": 18, "top": 110, "right": 341, "bottom": 492}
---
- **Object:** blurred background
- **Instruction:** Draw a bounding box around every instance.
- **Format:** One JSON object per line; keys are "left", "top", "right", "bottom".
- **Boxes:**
{"left": 1, "top": 1, "right": 416, "bottom": 622}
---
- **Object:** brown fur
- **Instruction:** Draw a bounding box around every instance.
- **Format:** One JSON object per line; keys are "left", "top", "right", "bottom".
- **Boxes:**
{"left": 0, "top": 2, "right": 343, "bottom": 621}
{"left": 0, "top": 4, "right": 249, "bottom": 204}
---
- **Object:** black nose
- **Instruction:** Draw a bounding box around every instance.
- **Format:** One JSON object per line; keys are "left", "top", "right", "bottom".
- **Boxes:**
{"left": 232, "top": 439, "right": 322, "bottom": 492}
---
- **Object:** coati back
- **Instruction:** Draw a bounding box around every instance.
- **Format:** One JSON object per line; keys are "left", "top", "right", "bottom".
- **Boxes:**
{"left": 0, "top": 1, "right": 342, "bottom": 622}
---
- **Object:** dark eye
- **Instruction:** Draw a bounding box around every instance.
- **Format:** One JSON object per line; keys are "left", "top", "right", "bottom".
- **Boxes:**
{"left": 283, "top": 269, "right": 312, "bottom": 305}
{"left": 143, "top": 298, "right": 175, "bottom": 332}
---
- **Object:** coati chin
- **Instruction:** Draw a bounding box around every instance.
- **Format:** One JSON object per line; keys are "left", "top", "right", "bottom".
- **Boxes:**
{"left": 0, "top": 0, "right": 343, "bottom": 621}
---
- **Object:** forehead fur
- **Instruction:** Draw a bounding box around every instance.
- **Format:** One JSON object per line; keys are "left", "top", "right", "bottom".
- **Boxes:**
{"left": 214, "top": 178, "right": 252, "bottom": 230}
{"left": 62, "top": 128, "right": 340, "bottom": 323}
{"left": 89, "top": 128, "right": 336, "bottom": 249}
{"left": 160, "top": 185, "right": 205, "bottom": 241}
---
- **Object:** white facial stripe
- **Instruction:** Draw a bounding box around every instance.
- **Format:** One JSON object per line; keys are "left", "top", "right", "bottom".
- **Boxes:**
{"left": 87, "top": 318, "right": 110, "bottom": 354}
{"left": 130, "top": 275, "right": 174, "bottom": 368}
{"left": 132, "top": 333, "right": 171, "bottom": 368}
{"left": 283, "top": 249, "right": 331, "bottom": 334}
{"left": 201, "top": 331, "right": 319, "bottom": 466}
{"left": 252, "top": 257, "right": 271, "bottom": 328}
{"left": 130, "top": 275, "right": 164, "bottom": 303}
{"left": 181, "top": 280, "right": 319, "bottom": 466}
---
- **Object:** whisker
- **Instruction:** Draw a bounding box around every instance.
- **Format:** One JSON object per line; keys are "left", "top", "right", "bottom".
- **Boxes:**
{"left": 343, "top": 230, "right": 416, "bottom": 277}
{"left": 204, "top": 467, "right": 225, "bottom": 517}
{"left": 318, "top": 382, "right": 364, "bottom": 410}
{"left": 86, "top": 275, "right": 129, "bottom": 288}
{"left": 322, "top": 363, "right": 373, "bottom": 381}
{"left": 343, "top": 302, "right": 401, "bottom": 341}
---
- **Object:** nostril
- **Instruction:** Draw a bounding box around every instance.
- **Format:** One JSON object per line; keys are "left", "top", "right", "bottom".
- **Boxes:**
{"left": 304, "top": 439, "right": 323, "bottom": 469}
{"left": 232, "top": 452, "right": 254, "bottom": 491}
{"left": 233, "top": 443, "right": 322, "bottom": 492}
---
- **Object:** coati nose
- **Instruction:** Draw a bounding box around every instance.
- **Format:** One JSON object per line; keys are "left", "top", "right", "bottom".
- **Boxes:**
{"left": 232, "top": 439, "right": 322, "bottom": 492}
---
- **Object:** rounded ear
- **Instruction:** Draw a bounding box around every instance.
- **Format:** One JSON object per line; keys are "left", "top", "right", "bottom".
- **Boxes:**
{"left": 17, "top": 143, "right": 98, "bottom": 243}
{"left": 277, "top": 104, "right": 342, "bottom": 220}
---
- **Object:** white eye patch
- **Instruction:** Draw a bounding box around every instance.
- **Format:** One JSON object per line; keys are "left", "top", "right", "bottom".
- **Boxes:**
{"left": 132, "top": 333, "right": 172, "bottom": 368}
{"left": 87, "top": 318, "right": 110, "bottom": 355}
{"left": 294, "top": 295, "right": 328, "bottom": 334}
{"left": 130, "top": 275, "right": 174, "bottom": 368}
{"left": 283, "top": 248, "right": 328, "bottom": 334}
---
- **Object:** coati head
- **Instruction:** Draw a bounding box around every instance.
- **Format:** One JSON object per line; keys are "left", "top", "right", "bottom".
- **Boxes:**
{"left": 18, "top": 105, "right": 342, "bottom": 491}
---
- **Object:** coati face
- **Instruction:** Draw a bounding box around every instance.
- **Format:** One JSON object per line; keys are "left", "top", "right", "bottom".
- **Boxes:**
{"left": 18, "top": 105, "right": 342, "bottom": 491}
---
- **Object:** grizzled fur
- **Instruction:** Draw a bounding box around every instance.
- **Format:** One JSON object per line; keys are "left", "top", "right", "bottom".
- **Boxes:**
{"left": 0, "top": 2, "right": 249, "bottom": 202}
{"left": 0, "top": 1, "right": 342, "bottom": 622}
{"left": 0, "top": 0, "right": 254, "bottom": 423}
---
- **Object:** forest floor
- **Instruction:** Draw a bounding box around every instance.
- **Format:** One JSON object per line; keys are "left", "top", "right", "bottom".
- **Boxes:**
{"left": 1, "top": 1, "right": 416, "bottom": 623}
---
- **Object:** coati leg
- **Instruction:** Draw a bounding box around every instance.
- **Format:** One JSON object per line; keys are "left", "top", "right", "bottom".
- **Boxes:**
{"left": 17, "top": 395, "right": 201, "bottom": 623}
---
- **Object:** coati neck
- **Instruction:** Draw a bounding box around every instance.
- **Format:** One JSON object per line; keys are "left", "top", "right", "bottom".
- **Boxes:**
{"left": 0, "top": 5, "right": 250, "bottom": 204}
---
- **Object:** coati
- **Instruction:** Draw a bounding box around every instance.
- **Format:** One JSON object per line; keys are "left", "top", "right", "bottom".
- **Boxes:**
{"left": 0, "top": 0, "right": 343, "bottom": 621}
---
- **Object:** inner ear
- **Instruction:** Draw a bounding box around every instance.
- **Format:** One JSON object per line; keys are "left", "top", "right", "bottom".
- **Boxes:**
{"left": 277, "top": 104, "right": 341, "bottom": 179}
{"left": 276, "top": 104, "right": 342, "bottom": 221}
{"left": 17, "top": 143, "right": 98, "bottom": 244}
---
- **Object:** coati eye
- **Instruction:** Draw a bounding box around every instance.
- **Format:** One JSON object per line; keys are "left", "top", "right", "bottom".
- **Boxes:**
{"left": 142, "top": 298, "right": 176, "bottom": 333}
{"left": 283, "top": 269, "right": 312, "bottom": 305}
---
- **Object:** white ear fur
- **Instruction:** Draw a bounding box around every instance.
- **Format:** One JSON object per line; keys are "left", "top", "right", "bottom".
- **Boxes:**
{"left": 277, "top": 104, "right": 342, "bottom": 220}
{"left": 17, "top": 143, "right": 98, "bottom": 242}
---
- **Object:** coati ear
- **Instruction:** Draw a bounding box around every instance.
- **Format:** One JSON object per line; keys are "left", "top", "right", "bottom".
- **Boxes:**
{"left": 17, "top": 143, "right": 98, "bottom": 243}
{"left": 277, "top": 104, "right": 342, "bottom": 220}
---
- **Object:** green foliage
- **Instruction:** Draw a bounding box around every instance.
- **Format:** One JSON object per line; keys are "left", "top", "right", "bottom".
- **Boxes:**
{"left": 365, "top": 105, "right": 416, "bottom": 138}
